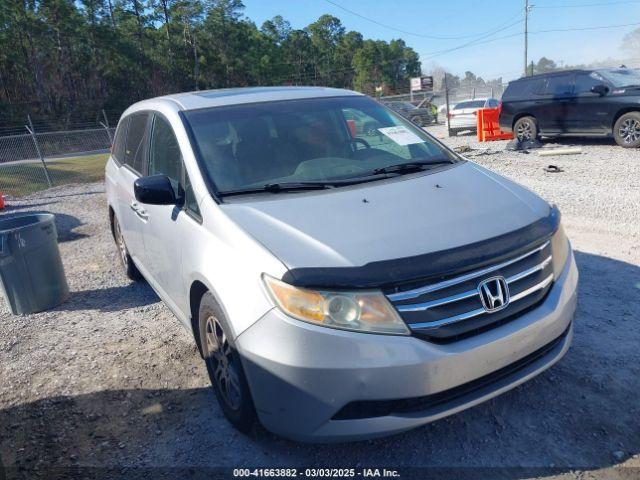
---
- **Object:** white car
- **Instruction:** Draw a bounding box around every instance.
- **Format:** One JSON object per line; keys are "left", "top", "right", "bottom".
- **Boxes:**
{"left": 105, "top": 87, "right": 577, "bottom": 442}
{"left": 448, "top": 98, "right": 500, "bottom": 134}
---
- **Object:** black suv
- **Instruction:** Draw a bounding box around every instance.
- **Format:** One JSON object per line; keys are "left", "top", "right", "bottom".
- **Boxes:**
{"left": 499, "top": 68, "right": 640, "bottom": 148}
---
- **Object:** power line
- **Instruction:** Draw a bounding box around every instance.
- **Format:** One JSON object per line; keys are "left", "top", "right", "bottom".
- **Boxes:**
{"left": 421, "top": 17, "right": 525, "bottom": 59}
{"left": 321, "top": 0, "right": 524, "bottom": 41}
{"left": 530, "top": 20, "right": 640, "bottom": 33}
{"left": 536, "top": 0, "right": 640, "bottom": 8}
{"left": 420, "top": 19, "right": 640, "bottom": 60}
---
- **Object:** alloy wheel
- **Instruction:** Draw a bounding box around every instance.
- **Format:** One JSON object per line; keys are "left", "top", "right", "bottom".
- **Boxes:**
{"left": 516, "top": 120, "right": 533, "bottom": 140}
{"left": 619, "top": 118, "right": 640, "bottom": 145}
{"left": 204, "top": 315, "right": 242, "bottom": 410}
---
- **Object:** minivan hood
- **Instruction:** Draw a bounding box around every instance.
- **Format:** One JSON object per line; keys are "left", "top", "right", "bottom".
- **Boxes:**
{"left": 221, "top": 162, "right": 553, "bottom": 284}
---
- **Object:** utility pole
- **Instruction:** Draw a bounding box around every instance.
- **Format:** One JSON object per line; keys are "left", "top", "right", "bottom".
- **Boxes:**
{"left": 444, "top": 73, "right": 452, "bottom": 137}
{"left": 524, "top": 0, "right": 529, "bottom": 76}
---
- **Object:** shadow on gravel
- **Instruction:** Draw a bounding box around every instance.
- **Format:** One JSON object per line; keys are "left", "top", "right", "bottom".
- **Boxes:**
{"left": 0, "top": 209, "right": 87, "bottom": 242}
{"left": 1, "top": 251, "right": 639, "bottom": 478}
{"left": 539, "top": 136, "right": 616, "bottom": 147}
{"left": 60, "top": 282, "right": 159, "bottom": 312}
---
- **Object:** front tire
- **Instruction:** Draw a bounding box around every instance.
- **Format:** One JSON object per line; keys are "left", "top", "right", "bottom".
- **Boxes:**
{"left": 514, "top": 116, "right": 538, "bottom": 141}
{"left": 614, "top": 112, "right": 640, "bottom": 148}
{"left": 113, "top": 216, "right": 142, "bottom": 281}
{"left": 198, "top": 292, "right": 256, "bottom": 433}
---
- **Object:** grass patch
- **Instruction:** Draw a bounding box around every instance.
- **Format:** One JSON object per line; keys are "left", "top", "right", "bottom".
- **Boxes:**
{"left": 0, "top": 154, "right": 108, "bottom": 197}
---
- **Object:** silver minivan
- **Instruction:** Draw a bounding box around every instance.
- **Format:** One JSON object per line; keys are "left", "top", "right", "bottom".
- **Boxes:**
{"left": 105, "top": 87, "right": 578, "bottom": 442}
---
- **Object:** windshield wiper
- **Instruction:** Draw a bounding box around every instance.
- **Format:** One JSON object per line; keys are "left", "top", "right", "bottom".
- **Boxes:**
{"left": 372, "top": 159, "right": 452, "bottom": 175}
{"left": 218, "top": 181, "right": 335, "bottom": 197}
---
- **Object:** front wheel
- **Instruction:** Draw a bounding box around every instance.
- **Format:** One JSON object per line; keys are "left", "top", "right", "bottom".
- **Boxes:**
{"left": 614, "top": 112, "right": 640, "bottom": 148}
{"left": 514, "top": 116, "right": 538, "bottom": 141}
{"left": 198, "top": 292, "right": 256, "bottom": 432}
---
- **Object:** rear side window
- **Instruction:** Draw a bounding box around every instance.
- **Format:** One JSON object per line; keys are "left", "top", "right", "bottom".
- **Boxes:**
{"left": 544, "top": 75, "right": 574, "bottom": 96}
{"left": 124, "top": 113, "right": 149, "bottom": 174}
{"left": 112, "top": 118, "right": 128, "bottom": 163}
{"left": 503, "top": 78, "right": 545, "bottom": 100}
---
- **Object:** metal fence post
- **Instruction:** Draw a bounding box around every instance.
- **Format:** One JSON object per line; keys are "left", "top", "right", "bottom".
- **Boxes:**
{"left": 100, "top": 109, "right": 113, "bottom": 144}
{"left": 444, "top": 73, "right": 452, "bottom": 137}
{"left": 26, "top": 115, "right": 53, "bottom": 188}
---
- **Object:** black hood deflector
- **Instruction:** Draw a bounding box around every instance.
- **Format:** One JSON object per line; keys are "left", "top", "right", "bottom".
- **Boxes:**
{"left": 282, "top": 206, "right": 560, "bottom": 290}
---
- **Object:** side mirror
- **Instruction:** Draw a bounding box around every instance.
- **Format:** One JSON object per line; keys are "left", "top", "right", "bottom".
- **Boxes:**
{"left": 134, "top": 174, "right": 177, "bottom": 205}
{"left": 591, "top": 84, "right": 609, "bottom": 96}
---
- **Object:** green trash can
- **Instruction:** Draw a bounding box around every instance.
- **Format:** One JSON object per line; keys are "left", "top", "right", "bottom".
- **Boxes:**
{"left": 0, "top": 213, "right": 69, "bottom": 315}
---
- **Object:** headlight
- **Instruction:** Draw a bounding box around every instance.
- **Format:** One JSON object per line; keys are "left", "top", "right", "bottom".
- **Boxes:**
{"left": 262, "top": 275, "right": 410, "bottom": 335}
{"left": 551, "top": 223, "right": 570, "bottom": 279}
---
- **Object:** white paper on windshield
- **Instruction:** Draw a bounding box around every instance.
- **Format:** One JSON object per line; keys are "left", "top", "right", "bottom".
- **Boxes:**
{"left": 378, "top": 126, "right": 425, "bottom": 146}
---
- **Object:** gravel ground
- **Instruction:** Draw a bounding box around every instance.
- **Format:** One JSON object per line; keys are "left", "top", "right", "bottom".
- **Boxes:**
{"left": 1, "top": 129, "right": 639, "bottom": 479}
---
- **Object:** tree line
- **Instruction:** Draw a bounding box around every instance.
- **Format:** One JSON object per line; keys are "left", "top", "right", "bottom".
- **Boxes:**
{"left": 0, "top": 0, "right": 421, "bottom": 126}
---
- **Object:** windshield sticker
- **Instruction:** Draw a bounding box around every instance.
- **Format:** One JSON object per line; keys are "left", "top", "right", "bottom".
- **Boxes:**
{"left": 378, "top": 126, "right": 425, "bottom": 146}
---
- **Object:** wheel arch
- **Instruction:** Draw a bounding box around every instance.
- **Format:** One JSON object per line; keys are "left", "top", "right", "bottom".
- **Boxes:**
{"left": 512, "top": 112, "right": 537, "bottom": 130}
{"left": 188, "top": 277, "right": 235, "bottom": 358}
{"left": 612, "top": 108, "right": 640, "bottom": 131}
{"left": 108, "top": 205, "right": 115, "bottom": 239}
{"left": 189, "top": 280, "right": 209, "bottom": 358}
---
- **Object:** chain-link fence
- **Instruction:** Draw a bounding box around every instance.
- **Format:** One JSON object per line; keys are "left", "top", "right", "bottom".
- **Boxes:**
{"left": 380, "top": 84, "right": 507, "bottom": 123}
{"left": 0, "top": 111, "right": 119, "bottom": 198}
{"left": 0, "top": 87, "right": 505, "bottom": 200}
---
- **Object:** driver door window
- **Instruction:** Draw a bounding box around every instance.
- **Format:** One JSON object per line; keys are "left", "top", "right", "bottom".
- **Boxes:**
{"left": 574, "top": 72, "right": 606, "bottom": 96}
{"left": 149, "top": 116, "right": 183, "bottom": 198}
{"left": 149, "top": 115, "right": 201, "bottom": 218}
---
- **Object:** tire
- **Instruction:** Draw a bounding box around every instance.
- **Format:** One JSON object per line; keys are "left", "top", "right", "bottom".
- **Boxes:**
{"left": 513, "top": 116, "right": 538, "bottom": 141}
{"left": 613, "top": 112, "right": 640, "bottom": 148}
{"left": 198, "top": 292, "right": 256, "bottom": 432}
{"left": 113, "top": 216, "right": 142, "bottom": 281}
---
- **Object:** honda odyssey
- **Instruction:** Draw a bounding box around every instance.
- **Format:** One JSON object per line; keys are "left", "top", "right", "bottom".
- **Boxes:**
{"left": 105, "top": 87, "right": 578, "bottom": 442}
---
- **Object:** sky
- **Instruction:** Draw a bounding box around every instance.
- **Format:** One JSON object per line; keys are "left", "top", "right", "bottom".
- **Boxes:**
{"left": 242, "top": 0, "right": 640, "bottom": 81}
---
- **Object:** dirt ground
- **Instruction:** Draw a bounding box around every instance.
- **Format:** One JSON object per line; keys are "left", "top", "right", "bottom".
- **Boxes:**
{"left": 1, "top": 128, "right": 639, "bottom": 480}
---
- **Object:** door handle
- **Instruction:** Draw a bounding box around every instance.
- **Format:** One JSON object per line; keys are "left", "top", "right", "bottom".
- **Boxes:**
{"left": 130, "top": 201, "right": 149, "bottom": 221}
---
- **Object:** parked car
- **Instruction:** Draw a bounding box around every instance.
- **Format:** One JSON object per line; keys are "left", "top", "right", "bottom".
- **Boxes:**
{"left": 106, "top": 87, "right": 577, "bottom": 442}
{"left": 438, "top": 103, "right": 449, "bottom": 118}
{"left": 499, "top": 68, "right": 640, "bottom": 148}
{"left": 383, "top": 100, "right": 436, "bottom": 127}
{"left": 447, "top": 98, "right": 500, "bottom": 135}
{"left": 415, "top": 98, "right": 439, "bottom": 123}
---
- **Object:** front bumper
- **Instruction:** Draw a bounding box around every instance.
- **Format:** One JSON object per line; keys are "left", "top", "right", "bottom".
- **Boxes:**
{"left": 236, "top": 252, "right": 578, "bottom": 442}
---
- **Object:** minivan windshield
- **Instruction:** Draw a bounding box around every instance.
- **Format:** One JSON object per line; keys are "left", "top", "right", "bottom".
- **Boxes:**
{"left": 599, "top": 68, "right": 640, "bottom": 88}
{"left": 183, "top": 96, "right": 458, "bottom": 195}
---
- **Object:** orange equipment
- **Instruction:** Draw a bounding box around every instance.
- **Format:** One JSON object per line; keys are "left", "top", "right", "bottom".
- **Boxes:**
{"left": 476, "top": 107, "right": 514, "bottom": 142}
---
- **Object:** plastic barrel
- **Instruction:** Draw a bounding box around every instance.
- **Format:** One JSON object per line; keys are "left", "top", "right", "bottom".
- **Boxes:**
{"left": 0, "top": 213, "right": 69, "bottom": 315}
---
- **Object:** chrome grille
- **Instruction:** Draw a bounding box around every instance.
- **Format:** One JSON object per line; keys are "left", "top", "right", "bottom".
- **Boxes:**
{"left": 386, "top": 240, "right": 554, "bottom": 340}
